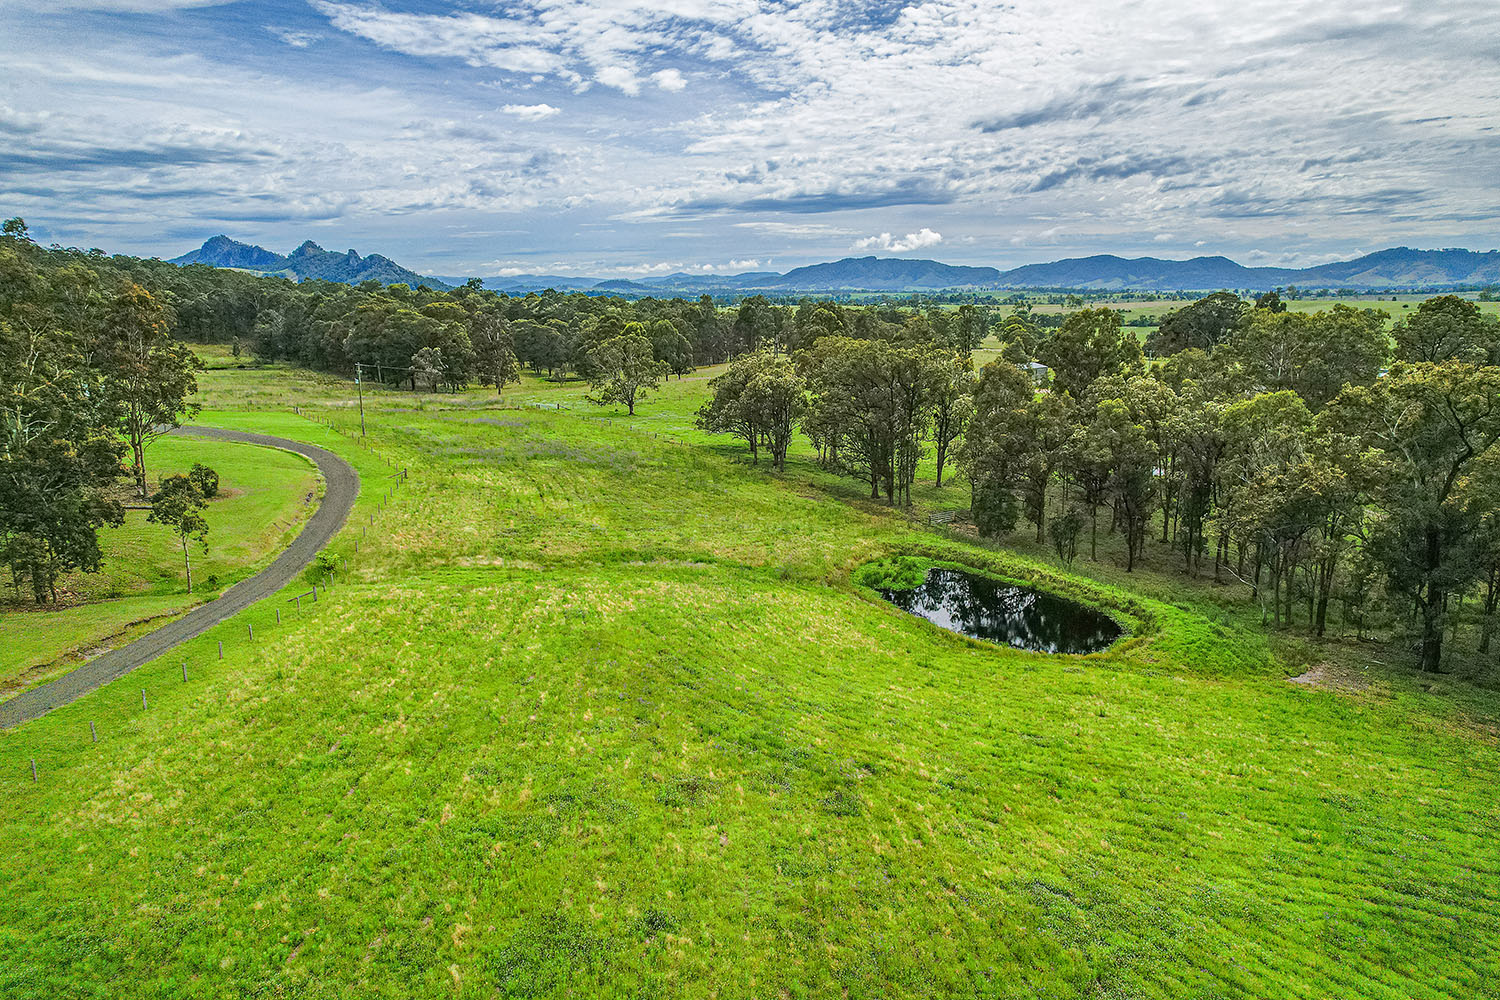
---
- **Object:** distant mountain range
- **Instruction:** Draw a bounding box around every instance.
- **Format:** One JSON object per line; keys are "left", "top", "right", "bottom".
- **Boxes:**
{"left": 999, "top": 247, "right": 1500, "bottom": 291}
{"left": 170, "top": 236, "right": 452, "bottom": 290}
{"left": 170, "top": 236, "right": 1500, "bottom": 295}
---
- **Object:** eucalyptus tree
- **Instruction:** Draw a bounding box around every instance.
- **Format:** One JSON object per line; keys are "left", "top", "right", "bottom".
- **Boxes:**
{"left": 586, "top": 333, "right": 667, "bottom": 415}
{"left": 697, "top": 349, "right": 806, "bottom": 470}
{"left": 471, "top": 306, "right": 521, "bottom": 395}
{"left": 0, "top": 263, "right": 124, "bottom": 602}
{"left": 1147, "top": 291, "right": 1247, "bottom": 356}
{"left": 1038, "top": 307, "right": 1144, "bottom": 400}
{"left": 649, "top": 319, "right": 694, "bottom": 379}
{"left": 1216, "top": 391, "right": 1319, "bottom": 624}
{"left": 927, "top": 352, "right": 973, "bottom": 488}
{"left": 100, "top": 283, "right": 201, "bottom": 498}
{"left": 1392, "top": 294, "right": 1500, "bottom": 363}
{"left": 147, "top": 472, "right": 211, "bottom": 593}
{"left": 1227, "top": 306, "right": 1387, "bottom": 410}
{"left": 1321, "top": 362, "right": 1500, "bottom": 670}
{"left": 959, "top": 360, "right": 1039, "bottom": 537}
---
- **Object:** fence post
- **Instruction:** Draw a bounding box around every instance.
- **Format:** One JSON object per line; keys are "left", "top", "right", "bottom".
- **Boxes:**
{"left": 218, "top": 640, "right": 223, "bottom": 660}
{"left": 141, "top": 689, "right": 148, "bottom": 710}
{"left": 181, "top": 661, "right": 187, "bottom": 682}
{"left": 31, "top": 760, "right": 37, "bottom": 783}
{"left": 90, "top": 721, "right": 97, "bottom": 743}
{"left": 276, "top": 608, "right": 281, "bottom": 625}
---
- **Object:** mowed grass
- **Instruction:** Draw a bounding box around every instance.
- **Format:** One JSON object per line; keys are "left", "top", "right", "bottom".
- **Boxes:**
{"left": 0, "top": 364, "right": 1497, "bottom": 998}
{"left": 0, "top": 434, "right": 320, "bottom": 697}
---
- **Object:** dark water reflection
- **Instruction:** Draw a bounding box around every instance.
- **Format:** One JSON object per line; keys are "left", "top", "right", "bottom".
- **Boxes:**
{"left": 881, "top": 568, "right": 1121, "bottom": 654}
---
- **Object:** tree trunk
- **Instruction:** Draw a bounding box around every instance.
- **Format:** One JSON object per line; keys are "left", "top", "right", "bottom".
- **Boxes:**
{"left": 1480, "top": 566, "right": 1498, "bottom": 655}
{"left": 183, "top": 536, "right": 193, "bottom": 594}
{"left": 130, "top": 419, "right": 149, "bottom": 499}
{"left": 1420, "top": 604, "right": 1444, "bottom": 672}
{"left": 1314, "top": 553, "right": 1336, "bottom": 637}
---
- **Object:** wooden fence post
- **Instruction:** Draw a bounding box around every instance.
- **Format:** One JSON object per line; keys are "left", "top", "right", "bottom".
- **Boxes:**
{"left": 90, "top": 721, "right": 97, "bottom": 743}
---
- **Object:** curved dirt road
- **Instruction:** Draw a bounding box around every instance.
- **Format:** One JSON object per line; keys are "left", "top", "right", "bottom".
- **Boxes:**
{"left": 0, "top": 426, "right": 359, "bottom": 730}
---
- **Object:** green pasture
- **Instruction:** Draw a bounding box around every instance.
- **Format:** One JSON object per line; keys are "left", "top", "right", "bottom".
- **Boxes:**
{"left": 1, "top": 364, "right": 1497, "bottom": 998}
{"left": 0, "top": 434, "right": 321, "bottom": 698}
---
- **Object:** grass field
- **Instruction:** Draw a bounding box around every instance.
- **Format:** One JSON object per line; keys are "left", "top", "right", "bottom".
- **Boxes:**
{"left": 1, "top": 363, "right": 1497, "bottom": 998}
{"left": 0, "top": 434, "right": 321, "bottom": 699}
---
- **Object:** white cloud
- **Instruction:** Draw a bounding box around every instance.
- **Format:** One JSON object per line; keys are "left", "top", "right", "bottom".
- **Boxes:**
{"left": 853, "top": 228, "right": 943, "bottom": 253}
{"left": 652, "top": 68, "right": 686, "bottom": 92}
{"left": 6, "top": 0, "right": 1500, "bottom": 271}
{"left": 501, "top": 103, "right": 560, "bottom": 120}
{"left": 269, "top": 27, "right": 319, "bottom": 48}
{"left": 733, "top": 221, "right": 854, "bottom": 238}
{"left": 595, "top": 65, "right": 642, "bottom": 95}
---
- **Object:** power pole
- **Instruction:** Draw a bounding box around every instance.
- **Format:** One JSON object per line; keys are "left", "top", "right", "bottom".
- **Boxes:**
{"left": 355, "top": 362, "right": 366, "bottom": 437}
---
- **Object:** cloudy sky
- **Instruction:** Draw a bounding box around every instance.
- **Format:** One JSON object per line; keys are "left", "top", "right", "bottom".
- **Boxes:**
{"left": 3, "top": 0, "right": 1497, "bottom": 277}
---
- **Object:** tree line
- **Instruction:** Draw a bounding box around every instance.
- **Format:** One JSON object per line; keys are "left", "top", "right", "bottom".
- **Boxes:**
{"left": 701, "top": 289, "right": 1500, "bottom": 673}
{"left": 1, "top": 220, "right": 203, "bottom": 601}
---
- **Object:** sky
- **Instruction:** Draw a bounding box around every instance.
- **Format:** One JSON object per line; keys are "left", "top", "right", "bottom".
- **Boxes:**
{"left": 3, "top": 0, "right": 1498, "bottom": 278}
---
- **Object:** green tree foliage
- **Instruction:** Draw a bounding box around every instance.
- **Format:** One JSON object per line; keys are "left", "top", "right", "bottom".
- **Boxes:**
{"left": 188, "top": 462, "right": 219, "bottom": 498}
{"left": 0, "top": 289, "right": 124, "bottom": 602}
{"left": 1254, "top": 290, "right": 1288, "bottom": 313}
{"left": 649, "top": 319, "right": 694, "bottom": 379}
{"left": 957, "top": 360, "right": 1035, "bottom": 536}
{"left": 1321, "top": 362, "right": 1500, "bottom": 670}
{"left": 586, "top": 334, "right": 667, "bottom": 415}
{"left": 410, "top": 346, "right": 445, "bottom": 392}
{"left": 1147, "top": 292, "right": 1247, "bottom": 356}
{"left": 1392, "top": 294, "right": 1500, "bottom": 363}
{"left": 102, "top": 283, "right": 202, "bottom": 497}
{"left": 471, "top": 307, "right": 521, "bottom": 395}
{"left": 696, "top": 350, "right": 807, "bottom": 470}
{"left": 799, "top": 338, "right": 964, "bottom": 506}
{"left": 732, "top": 295, "right": 780, "bottom": 356}
{"left": 1226, "top": 305, "right": 1388, "bottom": 410}
{"left": 1038, "top": 308, "right": 1143, "bottom": 399}
{"left": 147, "top": 472, "right": 210, "bottom": 593}
{"left": 929, "top": 354, "right": 974, "bottom": 488}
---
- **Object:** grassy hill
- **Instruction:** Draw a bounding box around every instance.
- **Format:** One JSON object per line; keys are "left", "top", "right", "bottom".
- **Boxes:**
{"left": 1, "top": 364, "right": 1497, "bottom": 997}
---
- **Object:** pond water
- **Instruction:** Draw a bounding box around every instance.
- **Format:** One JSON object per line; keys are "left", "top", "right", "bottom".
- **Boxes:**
{"left": 880, "top": 567, "right": 1121, "bottom": 654}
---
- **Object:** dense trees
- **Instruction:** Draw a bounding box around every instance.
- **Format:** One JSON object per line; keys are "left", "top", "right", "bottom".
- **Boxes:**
{"left": 2, "top": 223, "right": 129, "bottom": 601}
{"left": 799, "top": 339, "right": 968, "bottom": 506}
{"left": 947, "top": 289, "right": 1500, "bottom": 670}
{"left": 1038, "top": 308, "right": 1143, "bottom": 398}
{"left": 1323, "top": 362, "right": 1500, "bottom": 670}
{"left": 1, "top": 221, "right": 203, "bottom": 602}
{"left": 1147, "top": 291, "right": 1247, "bottom": 355}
